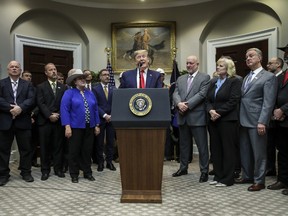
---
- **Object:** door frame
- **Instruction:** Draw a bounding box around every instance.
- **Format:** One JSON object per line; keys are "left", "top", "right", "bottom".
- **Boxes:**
{"left": 14, "top": 34, "right": 82, "bottom": 70}
{"left": 206, "top": 27, "right": 278, "bottom": 77}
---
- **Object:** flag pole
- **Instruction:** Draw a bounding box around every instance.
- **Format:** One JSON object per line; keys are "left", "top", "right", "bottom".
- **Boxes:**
{"left": 172, "top": 47, "right": 177, "bottom": 61}
{"left": 105, "top": 47, "right": 111, "bottom": 62}
{"left": 105, "top": 47, "right": 116, "bottom": 86}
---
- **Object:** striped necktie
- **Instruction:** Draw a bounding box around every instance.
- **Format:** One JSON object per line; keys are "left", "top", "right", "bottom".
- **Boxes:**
{"left": 187, "top": 75, "right": 194, "bottom": 92}
{"left": 12, "top": 81, "right": 18, "bottom": 104}
{"left": 244, "top": 72, "right": 254, "bottom": 91}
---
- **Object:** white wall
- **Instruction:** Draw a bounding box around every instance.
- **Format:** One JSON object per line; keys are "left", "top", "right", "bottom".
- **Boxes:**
{"left": 0, "top": 0, "right": 287, "bottom": 78}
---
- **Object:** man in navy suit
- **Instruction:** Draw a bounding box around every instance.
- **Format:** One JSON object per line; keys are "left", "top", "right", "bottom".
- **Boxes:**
{"left": 119, "top": 49, "right": 162, "bottom": 89}
{"left": 0, "top": 60, "right": 35, "bottom": 186}
{"left": 92, "top": 69, "right": 116, "bottom": 171}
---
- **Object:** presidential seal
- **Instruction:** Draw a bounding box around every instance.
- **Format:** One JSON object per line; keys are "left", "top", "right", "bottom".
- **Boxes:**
{"left": 129, "top": 93, "right": 152, "bottom": 116}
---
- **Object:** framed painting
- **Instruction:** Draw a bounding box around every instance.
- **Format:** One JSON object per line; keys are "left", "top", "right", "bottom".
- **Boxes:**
{"left": 111, "top": 21, "right": 176, "bottom": 73}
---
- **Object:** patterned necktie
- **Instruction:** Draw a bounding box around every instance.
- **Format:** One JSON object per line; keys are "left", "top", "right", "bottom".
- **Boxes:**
{"left": 139, "top": 70, "right": 145, "bottom": 88}
{"left": 244, "top": 71, "right": 254, "bottom": 91}
{"left": 187, "top": 75, "right": 194, "bottom": 92}
{"left": 80, "top": 91, "right": 90, "bottom": 124}
{"left": 104, "top": 85, "right": 108, "bottom": 100}
{"left": 52, "top": 82, "right": 56, "bottom": 95}
{"left": 12, "top": 81, "right": 18, "bottom": 104}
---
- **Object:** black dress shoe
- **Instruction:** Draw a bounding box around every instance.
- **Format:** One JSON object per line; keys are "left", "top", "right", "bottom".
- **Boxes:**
{"left": 282, "top": 189, "right": 288, "bottom": 195}
{"left": 84, "top": 175, "right": 95, "bottom": 181}
{"left": 267, "top": 181, "right": 287, "bottom": 190}
{"left": 234, "top": 178, "right": 253, "bottom": 184}
{"left": 22, "top": 174, "right": 34, "bottom": 182}
{"left": 71, "top": 177, "right": 78, "bottom": 183}
{"left": 106, "top": 162, "right": 116, "bottom": 171}
{"left": 0, "top": 177, "right": 9, "bottom": 186}
{"left": 209, "top": 170, "right": 215, "bottom": 175}
{"left": 97, "top": 163, "right": 104, "bottom": 172}
{"left": 55, "top": 171, "right": 65, "bottom": 178}
{"left": 41, "top": 173, "right": 49, "bottom": 181}
{"left": 172, "top": 169, "right": 188, "bottom": 177}
{"left": 199, "top": 173, "right": 208, "bottom": 183}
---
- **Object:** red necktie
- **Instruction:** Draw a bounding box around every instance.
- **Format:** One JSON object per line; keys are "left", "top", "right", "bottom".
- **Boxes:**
{"left": 283, "top": 71, "right": 288, "bottom": 84}
{"left": 140, "top": 70, "right": 145, "bottom": 88}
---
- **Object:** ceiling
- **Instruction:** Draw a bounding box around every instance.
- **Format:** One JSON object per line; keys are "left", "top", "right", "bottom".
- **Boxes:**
{"left": 51, "top": 0, "right": 215, "bottom": 9}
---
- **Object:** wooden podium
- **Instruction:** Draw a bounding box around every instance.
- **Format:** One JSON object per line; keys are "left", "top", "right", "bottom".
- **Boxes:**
{"left": 111, "top": 89, "right": 170, "bottom": 203}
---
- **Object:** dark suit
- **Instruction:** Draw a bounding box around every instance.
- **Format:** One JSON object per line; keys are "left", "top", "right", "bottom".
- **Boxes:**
{"left": 173, "top": 72, "right": 210, "bottom": 173}
{"left": 119, "top": 69, "right": 162, "bottom": 88}
{"left": 92, "top": 84, "right": 115, "bottom": 165}
{"left": 36, "top": 80, "right": 66, "bottom": 174}
{"left": 239, "top": 69, "right": 277, "bottom": 184}
{"left": 206, "top": 77, "right": 241, "bottom": 185}
{"left": 0, "top": 77, "right": 35, "bottom": 178}
{"left": 274, "top": 69, "right": 288, "bottom": 185}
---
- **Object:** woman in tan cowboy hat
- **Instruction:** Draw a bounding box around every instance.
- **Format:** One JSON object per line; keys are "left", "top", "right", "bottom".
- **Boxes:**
{"left": 60, "top": 69, "right": 100, "bottom": 183}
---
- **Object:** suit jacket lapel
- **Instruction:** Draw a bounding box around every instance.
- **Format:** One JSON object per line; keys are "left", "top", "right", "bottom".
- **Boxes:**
{"left": 46, "top": 80, "right": 55, "bottom": 97}
{"left": 146, "top": 70, "right": 152, "bottom": 88}
{"left": 243, "top": 70, "right": 264, "bottom": 94}
{"left": 108, "top": 85, "right": 113, "bottom": 102}
{"left": 16, "top": 79, "right": 24, "bottom": 98}
{"left": 216, "top": 78, "right": 228, "bottom": 96}
{"left": 6, "top": 78, "right": 14, "bottom": 98}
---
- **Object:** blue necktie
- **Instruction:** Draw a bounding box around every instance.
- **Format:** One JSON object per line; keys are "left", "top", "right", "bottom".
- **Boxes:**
{"left": 244, "top": 72, "right": 254, "bottom": 91}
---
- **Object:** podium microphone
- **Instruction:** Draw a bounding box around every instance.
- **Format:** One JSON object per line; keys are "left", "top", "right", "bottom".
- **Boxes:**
{"left": 138, "top": 62, "right": 143, "bottom": 68}
{"left": 138, "top": 62, "right": 143, "bottom": 88}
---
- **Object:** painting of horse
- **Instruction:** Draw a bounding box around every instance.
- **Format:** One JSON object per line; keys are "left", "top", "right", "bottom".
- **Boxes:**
{"left": 112, "top": 22, "right": 176, "bottom": 73}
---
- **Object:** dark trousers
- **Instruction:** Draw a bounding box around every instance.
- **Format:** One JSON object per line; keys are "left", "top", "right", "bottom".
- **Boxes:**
{"left": 39, "top": 121, "right": 64, "bottom": 174}
{"left": 267, "top": 127, "right": 277, "bottom": 172}
{"left": 209, "top": 121, "right": 236, "bottom": 186}
{"left": 0, "top": 126, "right": 32, "bottom": 178}
{"left": 31, "top": 122, "right": 39, "bottom": 164}
{"left": 179, "top": 124, "right": 209, "bottom": 173}
{"left": 96, "top": 122, "right": 115, "bottom": 164}
{"left": 68, "top": 127, "right": 94, "bottom": 178}
{"left": 276, "top": 127, "right": 288, "bottom": 185}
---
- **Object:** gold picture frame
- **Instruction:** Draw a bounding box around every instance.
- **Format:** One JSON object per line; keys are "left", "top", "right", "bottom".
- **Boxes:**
{"left": 111, "top": 21, "right": 176, "bottom": 73}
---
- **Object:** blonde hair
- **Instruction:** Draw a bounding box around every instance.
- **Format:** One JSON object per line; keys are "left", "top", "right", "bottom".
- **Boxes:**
{"left": 134, "top": 49, "right": 148, "bottom": 58}
{"left": 216, "top": 57, "right": 236, "bottom": 78}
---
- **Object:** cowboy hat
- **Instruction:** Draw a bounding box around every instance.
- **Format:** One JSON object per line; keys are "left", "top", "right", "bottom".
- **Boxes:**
{"left": 66, "top": 69, "right": 84, "bottom": 85}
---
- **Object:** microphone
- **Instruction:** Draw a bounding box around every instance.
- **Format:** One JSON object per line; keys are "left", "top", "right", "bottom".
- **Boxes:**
{"left": 138, "top": 62, "right": 143, "bottom": 68}
{"left": 138, "top": 61, "right": 143, "bottom": 88}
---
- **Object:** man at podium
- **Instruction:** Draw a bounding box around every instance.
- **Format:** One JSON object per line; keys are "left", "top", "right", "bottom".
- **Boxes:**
{"left": 119, "top": 49, "right": 162, "bottom": 89}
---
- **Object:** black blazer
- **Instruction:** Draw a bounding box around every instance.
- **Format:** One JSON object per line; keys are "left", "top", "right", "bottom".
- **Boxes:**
{"left": 206, "top": 76, "right": 241, "bottom": 121}
{"left": 275, "top": 70, "right": 288, "bottom": 127}
{"left": 0, "top": 77, "right": 35, "bottom": 130}
{"left": 36, "top": 80, "right": 66, "bottom": 125}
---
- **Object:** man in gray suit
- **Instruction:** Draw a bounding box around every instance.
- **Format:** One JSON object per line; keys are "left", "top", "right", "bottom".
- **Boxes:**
{"left": 172, "top": 55, "right": 210, "bottom": 183}
{"left": 236, "top": 48, "right": 277, "bottom": 191}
